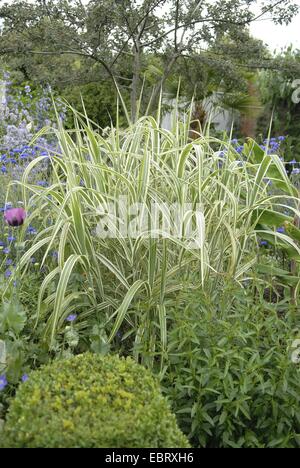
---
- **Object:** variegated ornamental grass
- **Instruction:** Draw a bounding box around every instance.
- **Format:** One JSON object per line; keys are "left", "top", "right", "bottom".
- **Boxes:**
{"left": 6, "top": 104, "right": 300, "bottom": 364}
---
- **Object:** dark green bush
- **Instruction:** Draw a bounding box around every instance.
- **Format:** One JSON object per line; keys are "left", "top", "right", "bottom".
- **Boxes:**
{"left": 1, "top": 353, "right": 189, "bottom": 448}
{"left": 163, "top": 287, "right": 300, "bottom": 448}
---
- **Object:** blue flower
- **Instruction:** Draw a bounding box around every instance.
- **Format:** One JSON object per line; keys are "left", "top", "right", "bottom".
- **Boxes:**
{"left": 276, "top": 227, "right": 285, "bottom": 234}
{"left": 277, "top": 136, "right": 285, "bottom": 141}
{"left": 21, "top": 374, "right": 29, "bottom": 382}
{"left": 3, "top": 248, "right": 10, "bottom": 254}
{"left": 27, "top": 226, "right": 37, "bottom": 235}
{"left": 270, "top": 142, "right": 279, "bottom": 151}
{"left": 5, "top": 258, "right": 13, "bottom": 266}
{"left": 263, "top": 178, "right": 272, "bottom": 185}
{"left": 260, "top": 240, "right": 268, "bottom": 247}
{"left": 7, "top": 235, "right": 16, "bottom": 242}
{"left": 5, "top": 269, "right": 12, "bottom": 278}
{"left": 66, "top": 314, "right": 77, "bottom": 322}
{"left": 1, "top": 166, "right": 7, "bottom": 174}
{"left": 292, "top": 168, "right": 300, "bottom": 175}
{"left": 0, "top": 374, "right": 8, "bottom": 391}
{"left": 290, "top": 159, "right": 297, "bottom": 165}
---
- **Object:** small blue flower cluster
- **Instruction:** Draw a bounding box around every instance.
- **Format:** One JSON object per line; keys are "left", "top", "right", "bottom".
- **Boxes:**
{"left": 0, "top": 73, "right": 65, "bottom": 187}
{"left": 0, "top": 373, "right": 29, "bottom": 391}
{"left": 259, "top": 226, "right": 286, "bottom": 248}
{"left": 229, "top": 136, "right": 300, "bottom": 176}
{"left": 0, "top": 374, "right": 7, "bottom": 390}
{"left": 230, "top": 136, "right": 286, "bottom": 157}
{"left": 66, "top": 314, "right": 77, "bottom": 322}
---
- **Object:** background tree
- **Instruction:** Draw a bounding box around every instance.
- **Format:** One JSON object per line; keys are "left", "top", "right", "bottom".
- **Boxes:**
{"left": 0, "top": 0, "right": 299, "bottom": 122}
{"left": 257, "top": 47, "right": 300, "bottom": 160}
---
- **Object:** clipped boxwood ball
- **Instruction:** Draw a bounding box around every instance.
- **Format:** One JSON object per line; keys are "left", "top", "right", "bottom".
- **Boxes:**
{"left": 1, "top": 353, "right": 189, "bottom": 448}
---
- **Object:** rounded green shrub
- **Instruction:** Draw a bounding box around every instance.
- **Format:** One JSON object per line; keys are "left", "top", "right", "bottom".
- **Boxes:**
{"left": 1, "top": 353, "right": 189, "bottom": 448}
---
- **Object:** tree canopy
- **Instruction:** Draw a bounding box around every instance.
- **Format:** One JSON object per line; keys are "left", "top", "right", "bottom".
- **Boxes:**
{"left": 0, "top": 0, "right": 299, "bottom": 121}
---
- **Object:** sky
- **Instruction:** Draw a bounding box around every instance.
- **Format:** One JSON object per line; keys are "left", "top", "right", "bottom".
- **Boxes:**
{"left": 250, "top": 1, "right": 300, "bottom": 52}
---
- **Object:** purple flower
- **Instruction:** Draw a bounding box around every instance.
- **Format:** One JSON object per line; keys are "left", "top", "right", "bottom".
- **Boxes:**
{"left": 27, "top": 226, "right": 37, "bottom": 235}
{"left": 263, "top": 178, "right": 272, "bottom": 185}
{"left": 0, "top": 374, "right": 8, "bottom": 391}
{"left": 37, "top": 180, "right": 48, "bottom": 187}
{"left": 21, "top": 374, "right": 29, "bottom": 382}
{"left": 270, "top": 142, "right": 279, "bottom": 151}
{"left": 4, "top": 207, "right": 26, "bottom": 227}
{"left": 51, "top": 250, "right": 58, "bottom": 258}
{"left": 260, "top": 240, "right": 268, "bottom": 247}
{"left": 277, "top": 227, "right": 285, "bottom": 234}
{"left": 66, "top": 314, "right": 77, "bottom": 322}
{"left": 278, "top": 136, "right": 285, "bottom": 141}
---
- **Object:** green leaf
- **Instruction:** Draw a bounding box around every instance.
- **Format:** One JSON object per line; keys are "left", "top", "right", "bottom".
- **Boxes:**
{"left": 0, "top": 301, "right": 27, "bottom": 334}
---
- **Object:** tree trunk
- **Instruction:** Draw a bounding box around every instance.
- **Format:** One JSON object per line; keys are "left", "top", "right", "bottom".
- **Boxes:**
{"left": 148, "top": 53, "right": 180, "bottom": 114}
{"left": 131, "top": 44, "right": 141, "bottom": 123}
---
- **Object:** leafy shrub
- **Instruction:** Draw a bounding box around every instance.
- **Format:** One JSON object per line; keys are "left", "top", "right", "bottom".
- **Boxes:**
{"left": 18, "top": 105, "right": 300, "bottom": 363}
{"left": 62, "top": 81, "right": 129, "bottom": 129}
{"left": 1, "top": 353, "right": 190, "bottom": 448}
{"left": 162, "top": 286, "right": 300, "bottom": 448}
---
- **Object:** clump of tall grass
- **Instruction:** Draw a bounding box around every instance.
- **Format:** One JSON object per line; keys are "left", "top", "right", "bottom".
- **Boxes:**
{"left": 6, "top": 102, "right": 300, "bottom": 365}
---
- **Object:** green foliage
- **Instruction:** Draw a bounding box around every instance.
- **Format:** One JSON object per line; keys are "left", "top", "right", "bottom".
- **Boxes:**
{"left": 162, "top": 285, "right": 300, "bottom": 448}
{"left": 10, "top": 104, "right": 298, "bottom": 368}
{"left": 1, "top": 0, "right": 299, "bottom": 120}
{"left": 62, "top": 81, "right": 129, "bottom": 129}
{"left": 1, "top": 353, "right": 190, "bottom": 448}
{"left": 257, "top": 48, "right": 300, "bottom": 160}
{"left": 0, "top": 300, "right": 27, "bottom": 335}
